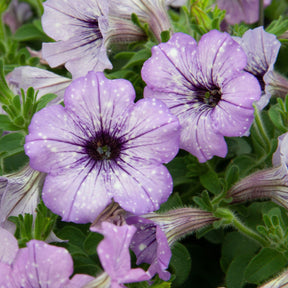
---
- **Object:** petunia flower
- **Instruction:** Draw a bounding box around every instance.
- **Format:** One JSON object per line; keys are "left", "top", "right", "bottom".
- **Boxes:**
{"left": 227, "top": 132, "right": 288, "bottom": 209}
{"left": 142, "top": 30, "right": 261, "bottom": 163}
{"left": 0, "top": 164, "right": 45, "bottom": 233}
{"left": 7, "top": 66, "right": 72, "bottom": 105}
{"left": 126, "top": 208, "right": 218, "bottom": 280}
{"left": 25, "top": 71, "right": 180, "bottom": 223}
{"left": 0, "top": 227, "right": 93, "bottom": 287}
{"left": 86, "top": 222, "right": 150, "bottom": 288}
{"left": 233, "top": 27, "right": 281, "bottom": 110}
{"left": 41, "top": 0, "right": 173, "bottom": 78}
{"left": 41, "top": 0, "right": 112, "bottom": 78}
{"left": 3, "top": 0, "right": 32, "bottom": 33}
{"left": 217, "top": 0, "right": 272, "bottom": 25}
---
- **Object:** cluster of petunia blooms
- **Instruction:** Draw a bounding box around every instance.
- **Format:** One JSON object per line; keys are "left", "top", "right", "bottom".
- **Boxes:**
{"left": 2, "top": 0, "right": 288, "bottom": 287}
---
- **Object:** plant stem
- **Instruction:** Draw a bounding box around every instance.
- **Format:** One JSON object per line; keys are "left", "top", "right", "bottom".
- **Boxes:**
{"left": 233, "top": 216, "right": 269, "bottom": 247}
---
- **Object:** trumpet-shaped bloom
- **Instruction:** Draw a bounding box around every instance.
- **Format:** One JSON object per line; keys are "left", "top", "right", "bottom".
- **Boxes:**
{"left": 142, "top": 30, "right": 261, "bottom": 162}
{"left": 126, "top": 208, "right": 217, "bottom": 280}
{"left": 0, "top": 164, "right": 45, "bottom": 233}
{"left": 233, "top": 27, "right": 281, "bottom": 109}
{"left": 42, "top": 0, "right": 112, "bottom": 78}
{"left": 227, "top": 132, "right": 288, "bottom": 209}
{"left": 217, "top": 0, "right": 272, "bottom": 25}
{"left": 42, "top": 0, "right": 173, "bottom": 78}
{"left": 0, "top": 227, "right": 93, "bottom": 287}
{"left": 25, "top": 71, "right": 180, "bottom": 223}
{"left": 87, "top": 222, "right": 150, "bottom": 288}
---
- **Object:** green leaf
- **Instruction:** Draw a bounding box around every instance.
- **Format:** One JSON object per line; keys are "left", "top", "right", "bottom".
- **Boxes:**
{"left": 158, "top": 192, "right": 183, "bottom": 213}
{"left": 244, "top": 248, "right": 288, "bottom": 284}
{"left": 0, "top": 133, "right": 25, "bottom": 153}
{"left": 221, "top": 232, "right": 260, "bottom": 273}
{"left": 0, "top": 115, "right": 19, "bottom": 131}
{"left": 226, "top": 254, "right": 254, "bottom": 288}
{"left": 170, "top": 242, "right": 191, "bottom": 287}
{"left": 122, "top": 48, "right": 151, "bottom": 69}
{"left": 14, "top": 23, "right": 48, "bottom": 41}
{"left": 266, "top": 16, "right": 288, "bottom": 37}
{"left": 200, "top": 170, "right": 222, "bottom": 195}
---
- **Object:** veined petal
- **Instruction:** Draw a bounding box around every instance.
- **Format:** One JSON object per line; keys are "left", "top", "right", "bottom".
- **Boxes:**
{"left": 25, "top": 105, "right": 89, "bottom": 174}
{"left": 111, "top": 160, "right": 173, "bottom": 214}
{"left": 0, "top": 165, "right": 44, "bottom": 233}
{"left": 121, "top": 98, "right": 180, "bottom": 164}
{"left": 64, "top": 71, "right": 135, "bottom": 131}
{"left": 196, "top": 30, "right": 247, "bottom": 85}
{"left": 42, "top": 163, "right": 111, "bottom": 223}
{"left": 97, "top": 222, "right": 149, "bottom": 284}
{"left": 7, "top": 66, "right": 71, "bottom": 104}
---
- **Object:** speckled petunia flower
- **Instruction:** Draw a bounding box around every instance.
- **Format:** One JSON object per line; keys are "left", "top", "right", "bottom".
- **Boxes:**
{"left": 42, "top": 0, "right": 173, "bottom": 78}
{"left": 25, "top": 71, "right": 180, "bottom": 223}
{"left": 42, "top": 0, "right": 112, "bottom": 78}
{"left": 142, "top": 30, "right": 261, "bottom": 162}
{"left": 0, "top": 227, "right": 93, "bottom": 287}
{"left": 233, "top": 27, "right": 281, "bottom": 109}
{"left": 86, "top": 222, "right": 150, "bottom": 288}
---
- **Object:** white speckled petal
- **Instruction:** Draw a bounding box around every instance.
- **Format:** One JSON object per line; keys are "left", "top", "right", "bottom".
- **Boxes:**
{"left": 0, "top": 227, "right": 18, "bottom": 265}
{"left": 179, "top": 110, "right": 227, "bottom": 162}
{"left": 12, "top": 240, "right": 74, "bottom": 287}
{"left": 64, "top": 72, "right": 135, "bottom": 130}
{"left": 196, "top": 30, "right": 247, "bottom": 85}
{"left": 112, "top": 160, "right": 173, "bottom": 213}
{"left": 97, "top": 222, "right": 149, "bottom": 284}
{"left": 121, "top": 98, "right": 180, "bottom": 164}
{"left": 0, "top": 263, "right": 14, "bottom": 287}
{"left": 25, "top": 105, "right": 89, "bottom": 174}
{"left": 141, "top": 32, "right": 197, "bottom": 93}
{"left": 42, "top": 163, "right": 111, "bottom": 223}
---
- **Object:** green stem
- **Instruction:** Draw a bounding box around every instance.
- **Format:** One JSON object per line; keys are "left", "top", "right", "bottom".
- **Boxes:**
{"left": 233, "top": 216, "right": 269, "bottom": 247}
{"left": 259, "top": 0, "right": 264, "bottom": 27}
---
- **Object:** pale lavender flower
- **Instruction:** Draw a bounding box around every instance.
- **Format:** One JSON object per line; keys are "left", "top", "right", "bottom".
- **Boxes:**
{"left": 126, "top": 208, "right": 217, "bottom": 280}
{"left": 3, "top": 0, "right": 32, "bottom": 33}
{"left": 264, "top": 70, "right": 288, "bottom": 99}
{"left": 42, "top": 0, "right": 112, "bottom": 78}
{"left": 0, "top": 227, "right": 93, "bottom": 287}
{"left": 166, "top": 0, "right": 187, "bottom": 7}
{"left": 87, "top": 222, "right": 150, "bottom": 288}
{"left": 142, "top": 30, "right": 261, "bottom": 163}
{"left": 227, "top": 132, "right": 288, "bottom": 209}
{"left": 7, "top": 66, "right": 72, "bottom": 105}
{"left": 0, "top": 164, "right": 45, "bottom": 233}
{"left": 217, "top": 0, "right": 272, "bottom": 25}
{"left": 25, "top": 71, "right": 180, "bottom": 223}
{"left": 233, "top": 27, "right": 281, "bottom": 109}
{"left": 42, "top": 0, "right": 173, "bottom": 78}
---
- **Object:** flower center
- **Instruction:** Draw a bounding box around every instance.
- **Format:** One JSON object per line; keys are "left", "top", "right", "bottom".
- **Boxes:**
{"left": 202, "top": 88, "right": 222, "bottom": 107}
{"left": 85, "top": 132, "right": 122, "bottom": 161}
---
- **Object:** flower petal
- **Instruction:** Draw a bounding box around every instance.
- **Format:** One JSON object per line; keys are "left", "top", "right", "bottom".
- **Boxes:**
{"left": 0, "top": 227, "right": 18, "bottom": 265}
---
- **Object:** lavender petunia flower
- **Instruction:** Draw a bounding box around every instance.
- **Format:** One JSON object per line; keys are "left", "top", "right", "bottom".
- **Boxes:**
{"left": 227, "top": 132, "right": 288, "bottom": 209}
{"left": 42, "top": 0, "right": 112, "bottom": 78}
{"left": 87, "top": 222, "right": 150, "bottom": 288}
{"left": 42, "top": 0, "right": 173, "bottom": 78}
{"left": 126, "top": 208, "right": 218, "bottom": 280}
{"left": 0, "top": 164, "right": 45, "bottom": 233}
{"left": 7, "top": 66, "right": 72, "bottom": 105}
{"left": 142, "top": 30, "right": 261, "bottom": 162}
{"left": 3, "top": 0, "right": 32, "bottom": 33}
{"left": 0, "top": 227, "right": 93, "bottom": 287}
{"left": 25, "top": 71, "right": 180, "bottom": 223}
{"left": 233, "top": 27, "right": 281, "bottom": 110}
{"left": 217, "top": 0, "right": 272, "bottom": 25}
